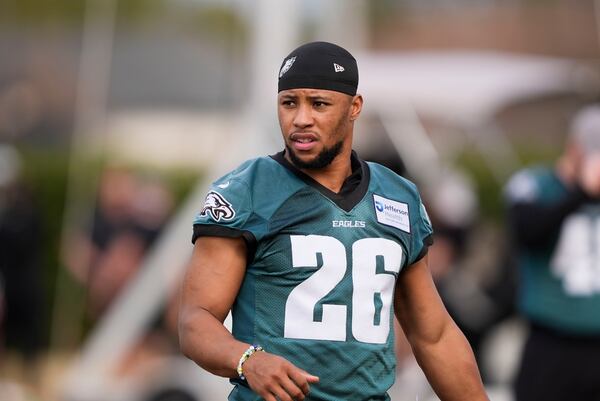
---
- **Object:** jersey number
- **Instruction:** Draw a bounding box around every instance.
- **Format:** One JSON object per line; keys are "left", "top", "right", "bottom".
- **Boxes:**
{"left": 284, "top": 235, "right": 403, "bottom": 344}
{"left": 551, "top": 213, "right": 600, "bottom": 296}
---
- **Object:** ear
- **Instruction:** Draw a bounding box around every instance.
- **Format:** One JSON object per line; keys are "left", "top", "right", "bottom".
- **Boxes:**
{"left": 349, "top": 94, "right": 363, "bottom": 121}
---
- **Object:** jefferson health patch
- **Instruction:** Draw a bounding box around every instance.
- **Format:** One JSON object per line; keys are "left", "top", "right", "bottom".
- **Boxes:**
{"left": 373, "top": 194, "right": 410, "bottom": 233}
{"left": 200, "top": 191, "right": 235, "bottom": 222}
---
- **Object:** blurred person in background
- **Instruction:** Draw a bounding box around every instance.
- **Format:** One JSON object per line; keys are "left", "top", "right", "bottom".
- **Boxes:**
{"left": 0, "top": 144, "right": 45, "bottom": 375}
{"left": 426, "top": 169, "right": 517, "bottom": 383}
{"left": 179, "top": 41, "right": 488, "bottom": 401}
{"left": 65, "top": 167, "right": 174, "bottom": 319}
{"left": 504, "top": 104, "right": 600, "bottom": 401}
{"left": 63, "top": 165, "right": 180, "bottom": 382}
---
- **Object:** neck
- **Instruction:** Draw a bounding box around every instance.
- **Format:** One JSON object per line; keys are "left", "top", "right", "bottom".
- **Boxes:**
{"left": 289, "top": 147, "right": 353, "bottom": 193}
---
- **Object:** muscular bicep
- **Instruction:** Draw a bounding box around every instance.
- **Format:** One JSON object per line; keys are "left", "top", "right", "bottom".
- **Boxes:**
{"left": 394, "top": 255, "right": 452, "bottom": 345}
{"left": 180, "top": 236, "right": 247, "bottom": 323}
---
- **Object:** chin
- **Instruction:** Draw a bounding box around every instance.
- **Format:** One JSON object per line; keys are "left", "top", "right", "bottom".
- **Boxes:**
{"left": 287, "top": 147, "right": 311, "bottom": 160}
{"left": 286, "top": 141, "right": 342, "bottom": 170}
{"left": 292, "top": 153, "right": 316, "bottom": 165}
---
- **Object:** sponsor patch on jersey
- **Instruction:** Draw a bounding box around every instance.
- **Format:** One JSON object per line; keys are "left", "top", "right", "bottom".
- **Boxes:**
{"left": 199, "top": 191, "right": 235, "bottom": 222}
{"left": 373, "top": 194, "right": 410, "bottom": 233}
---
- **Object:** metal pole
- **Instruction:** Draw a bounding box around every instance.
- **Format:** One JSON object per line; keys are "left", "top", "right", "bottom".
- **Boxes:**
{"left": 51, "top": 0, "right": 117, "bottom": 349}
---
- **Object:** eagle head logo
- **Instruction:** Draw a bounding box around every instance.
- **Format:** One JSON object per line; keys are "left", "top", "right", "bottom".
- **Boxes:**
{"left": 200, "top": 191, "right": 235, "bottom": 222}
{"left": 279, "top": 56, "right": 296, "bottom": 78}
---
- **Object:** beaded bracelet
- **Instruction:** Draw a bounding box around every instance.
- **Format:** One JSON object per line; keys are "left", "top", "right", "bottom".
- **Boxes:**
{"left": 237, "top": 344, "right": 264, "bottom": 380}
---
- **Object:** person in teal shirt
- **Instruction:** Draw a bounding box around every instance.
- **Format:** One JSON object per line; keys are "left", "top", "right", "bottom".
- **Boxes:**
{"left": 505, "top": 104, "right": 600, "bottom": 401}
{"left": 179, "top": 41, "right": 488, "bottom": 401}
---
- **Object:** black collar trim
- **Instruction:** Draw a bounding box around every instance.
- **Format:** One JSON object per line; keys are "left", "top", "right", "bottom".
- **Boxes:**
{"left": 270, "top": 150, "right": 370, "bottom": 212}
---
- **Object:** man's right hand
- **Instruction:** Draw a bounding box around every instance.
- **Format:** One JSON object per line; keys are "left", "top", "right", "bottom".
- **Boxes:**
{"left": 242, "top": 351, "right": 319, "bottom": 401}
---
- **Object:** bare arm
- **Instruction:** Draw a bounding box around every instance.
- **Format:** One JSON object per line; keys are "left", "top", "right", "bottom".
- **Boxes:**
{"left": 395, "top": 255, "right": 488, "bottom": 401}
{"left": 179, "top": 236, "right": 249, "bottom": 376}
{"left": 179, "top": 236, "right": 318, "bottom": 401}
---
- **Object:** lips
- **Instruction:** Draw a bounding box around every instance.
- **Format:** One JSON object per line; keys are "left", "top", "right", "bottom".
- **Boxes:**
{"left": 290, "top": 132, "right": 318, "bottom": 151}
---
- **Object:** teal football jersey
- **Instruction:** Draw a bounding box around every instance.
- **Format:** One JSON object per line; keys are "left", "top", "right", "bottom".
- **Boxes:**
{"left": 193, "top": 151, "right": 433, "bottom": 401}
{"left": 505, "top": 167, "right": 600, "bottom": 334}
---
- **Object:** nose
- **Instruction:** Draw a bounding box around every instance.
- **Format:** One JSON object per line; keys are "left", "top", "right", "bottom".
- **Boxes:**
{"left": 293, "top": 103, "right": 313, "bottom": 128}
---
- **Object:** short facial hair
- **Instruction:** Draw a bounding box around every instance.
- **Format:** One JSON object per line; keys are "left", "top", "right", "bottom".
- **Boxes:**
{"left": 286, "top": 139, "right": 345, "bottom": 170}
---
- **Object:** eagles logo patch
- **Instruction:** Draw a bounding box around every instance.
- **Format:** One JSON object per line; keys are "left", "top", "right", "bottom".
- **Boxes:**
{"left": 200, "top": 191, "right": 235, "bottom": 222}
{"left": 279, "top": 56, "right": 296, "bottom": 78}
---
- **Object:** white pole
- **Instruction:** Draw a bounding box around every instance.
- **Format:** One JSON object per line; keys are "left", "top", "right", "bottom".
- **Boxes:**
{"left": 244, "top": 0, "right": 301, "bottom": 153}
{"left": 316, "top": 0, "right": 369, "bottom": 51}
{"left": 52, "top": 0, "right": 117, "bottom": 349}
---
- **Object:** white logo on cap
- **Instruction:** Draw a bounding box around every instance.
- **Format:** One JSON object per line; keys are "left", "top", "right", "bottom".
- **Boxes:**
{"left": 333, "top": 63, "right": 345, "bottom": 72}
{"left": 279, "top": 56, "right": 296, "bottom": 78}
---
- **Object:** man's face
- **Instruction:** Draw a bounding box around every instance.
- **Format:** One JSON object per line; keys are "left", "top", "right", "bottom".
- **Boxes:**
{"left": 277, "top": 88, "right": 362, "bottom": 170}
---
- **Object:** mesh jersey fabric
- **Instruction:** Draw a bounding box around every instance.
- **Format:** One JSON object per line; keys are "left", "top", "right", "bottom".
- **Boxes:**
{"left": 192, "top": 151, "right": 433, "bottom": 401}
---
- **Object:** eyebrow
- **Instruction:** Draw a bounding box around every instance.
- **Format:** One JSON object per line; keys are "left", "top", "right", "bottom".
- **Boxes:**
{"left": 279, "top": 93, "right": 334, "bottom": 102}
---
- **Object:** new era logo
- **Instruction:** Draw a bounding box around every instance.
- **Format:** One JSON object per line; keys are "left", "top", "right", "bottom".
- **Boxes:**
{"left": 333, "top": 63, "right": 345, "bottom": 72}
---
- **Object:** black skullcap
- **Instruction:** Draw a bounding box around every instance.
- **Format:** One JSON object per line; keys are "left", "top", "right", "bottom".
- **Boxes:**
{"left": 278, "top": 41, "right": 358, "bottom": 96}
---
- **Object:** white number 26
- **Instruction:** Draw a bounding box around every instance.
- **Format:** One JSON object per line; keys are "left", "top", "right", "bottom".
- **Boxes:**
{"left": 284, "top": 235, "right": 403, "bottom": 344}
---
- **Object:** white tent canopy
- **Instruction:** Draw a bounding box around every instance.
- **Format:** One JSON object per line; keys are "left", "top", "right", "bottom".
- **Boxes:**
{"left": 359, "top": 51, "right": 598, "bottom": 125}
{"left": 356, "top": 51, "right": 599, "bottom": 185}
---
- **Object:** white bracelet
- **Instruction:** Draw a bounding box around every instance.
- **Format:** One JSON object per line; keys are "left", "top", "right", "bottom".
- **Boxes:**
{"left": 237, "top": 344, "right": 264, "bottom": 380}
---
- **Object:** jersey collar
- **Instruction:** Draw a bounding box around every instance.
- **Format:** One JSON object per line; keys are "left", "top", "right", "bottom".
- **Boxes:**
{"left": 270, "top": 150, "right": 370, "bottom": 212}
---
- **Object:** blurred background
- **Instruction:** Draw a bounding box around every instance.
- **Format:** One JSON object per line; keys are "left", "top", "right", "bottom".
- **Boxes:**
{"left": 1, "top": 0, "right": 600, "bottom": 400}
